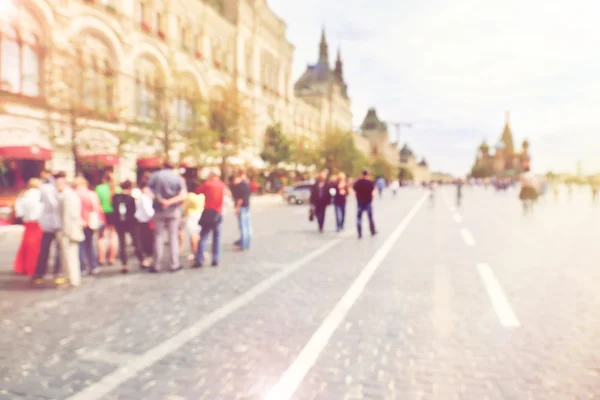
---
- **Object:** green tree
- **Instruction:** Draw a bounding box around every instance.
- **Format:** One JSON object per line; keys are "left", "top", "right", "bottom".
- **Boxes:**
{"left": 290, "top": 135, "right": 318, "bottom": 170}
{"left": 260, "top": 123, "right": 291, "bottom": 167}
{"left": 398, "top": 166, "right": 414, "bottom": 181}
{"left": 370, "top": 155, "right": 394, "bottom": 180}
{"left": 317, "top": 128, "right": 366, "bottom": 177}
{"left": 205, "top": 85, "right": 252, "bottom": 176}
{"left": 43, "top": 48, "right": 129, "bottom": 175}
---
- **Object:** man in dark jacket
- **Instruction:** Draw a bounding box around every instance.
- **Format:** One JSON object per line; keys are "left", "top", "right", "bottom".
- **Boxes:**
{"left": 353, "top": 169, "right": 377, "bottom": 239}
{"left": 310, "top": 171, "right": 332, "bottom": 233}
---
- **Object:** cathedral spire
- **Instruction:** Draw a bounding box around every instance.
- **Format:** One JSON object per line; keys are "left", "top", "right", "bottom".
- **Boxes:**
{"left": 318, "top": 26, "right": 329, "bottom": 65}
{"left": 334, "top": 46, "right": 343, "bottom": 79}
{"left": 500, "top": 110, "right": 514, "bottom": 154}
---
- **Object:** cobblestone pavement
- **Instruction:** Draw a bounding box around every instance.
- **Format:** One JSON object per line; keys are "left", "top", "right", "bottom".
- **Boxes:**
{"left": 0, "top": 187, "right": 598, "bottom": 399}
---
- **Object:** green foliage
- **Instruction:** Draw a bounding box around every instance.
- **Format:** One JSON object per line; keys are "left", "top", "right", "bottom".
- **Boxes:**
{"left": 290, "top": 136, "right": 319, "bottom": 168}
{"left": 370, "top": 156, "right": 394, "bottom": 181}
{"left": 317, "top": 129, "right": 366, "bottom": 177}
{"left": 398, "top": 166, "right": 414, "bottom": 180}
{"left": 205, "top": 85, "right": 252, "bottom": 173}
{"left": 260, "top": 123, "right": 291, "bottom": 166}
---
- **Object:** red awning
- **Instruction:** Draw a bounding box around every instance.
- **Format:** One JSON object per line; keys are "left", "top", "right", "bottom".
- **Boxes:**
{"left": 0, "top": 145, "right": 52, "bottom": 161}
{"left": 0, "top": 127, "right": 52, "bottom": 160}
{"left": 137, "top": 157, "right": 163, "bottom": 169}
{"left": 78, "top": 154, "right": 120, "bottom": 167}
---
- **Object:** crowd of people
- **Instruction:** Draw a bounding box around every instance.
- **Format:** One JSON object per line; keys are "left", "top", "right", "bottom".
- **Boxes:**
{"left": 11, "top": 162, "right": 252, "bottom": 288}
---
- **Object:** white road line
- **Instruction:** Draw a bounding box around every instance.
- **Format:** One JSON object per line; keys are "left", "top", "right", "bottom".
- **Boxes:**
{"left": 67, "top": 237, "right": 345, "bottom": 400}
{"left": 460, "top": 228, "right": 476, "bottom": 246}
{"left": 476, "top": 263, "right": 520, "bottom": 328}
{"left": 78, "top": 349, "right": 138, "bottom": 366}
{"left": 264, "top": 194, "right": 428, "bottom": 400}
{"left": 453, "top": 212, "right": 462, "bottom": 223}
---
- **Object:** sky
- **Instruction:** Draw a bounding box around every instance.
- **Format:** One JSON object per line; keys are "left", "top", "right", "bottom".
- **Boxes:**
{"left": 267, "top": 0, "right": 600, "bottom": 176}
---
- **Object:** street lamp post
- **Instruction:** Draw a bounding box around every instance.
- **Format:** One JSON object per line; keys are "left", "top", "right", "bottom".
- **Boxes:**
{"left": 387, "top": 121, "right": 413, "bottom": 149}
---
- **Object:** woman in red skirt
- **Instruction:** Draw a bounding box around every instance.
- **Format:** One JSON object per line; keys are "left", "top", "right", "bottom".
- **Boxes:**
{"left": 13, "top": 178, "right": 44, "bottom": 276}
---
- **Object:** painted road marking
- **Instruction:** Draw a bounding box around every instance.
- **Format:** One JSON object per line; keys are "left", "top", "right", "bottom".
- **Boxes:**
{"left": 78, "top": 349, "right": 138, "bottom": 366}
{"left": 264, "top": 194, "right": 428, "bottom": 400}
{"left": 460, "top": 228, "right": 476, "bottom": 246}
{"left": 453, "top": 212, "right": 462, "bottom": 223}
{"left": 476, "top": 263, "right": 520, "bottom": 328}
{"left": 67, "top": 237, "right": 345, "bottom": 400}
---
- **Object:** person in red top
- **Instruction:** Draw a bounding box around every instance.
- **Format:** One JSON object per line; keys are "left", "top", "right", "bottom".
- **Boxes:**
{"left": 194, "top": 169, "right": 228, "bottom": 267}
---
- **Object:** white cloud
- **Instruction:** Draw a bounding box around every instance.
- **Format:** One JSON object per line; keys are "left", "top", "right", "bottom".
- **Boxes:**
{"left": 268, "top": 0, "right": 600, "bottom": 175}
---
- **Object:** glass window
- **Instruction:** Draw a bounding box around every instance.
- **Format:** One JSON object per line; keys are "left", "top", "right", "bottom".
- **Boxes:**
{"left": 1, "top": 27, "right": 42, "bottom": 97}
{"left": 0, "top": 28, "right": 21, "bottom": 93}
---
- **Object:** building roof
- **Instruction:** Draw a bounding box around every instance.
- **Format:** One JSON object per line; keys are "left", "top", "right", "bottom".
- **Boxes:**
{"left": 294, "top": 28, "right": 347, "bottom": 96}
{"left": 500, "top": 111, "right": 514, "bottom": 152}
{"left": 418, "top": 158, "right": 428, "bottom": 167}
{"left": 361, "top": 108, "right": 387, "bottom": 131}
{"left": 400, "top": 144, "right": 414, "bottom": 156}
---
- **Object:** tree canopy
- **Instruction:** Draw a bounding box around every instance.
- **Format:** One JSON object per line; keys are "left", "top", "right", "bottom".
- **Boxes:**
{"left": 317, "top": 129, "right": 368, "bottom": 177}
{"left": 260, "top": 123, "right": 291, "bottom": 166}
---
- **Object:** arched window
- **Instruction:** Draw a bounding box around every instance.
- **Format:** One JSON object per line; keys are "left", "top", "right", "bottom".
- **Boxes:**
{"left": 75, "top": 36, "right": 115, "bottom": 114}
{"left": 135, "top": 58, "right": 162, "bottom": 119}
{"left": 0, "top": 25, "right": 43, "bottom": 97}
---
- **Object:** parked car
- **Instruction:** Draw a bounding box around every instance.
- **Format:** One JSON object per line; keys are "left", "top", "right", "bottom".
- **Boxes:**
{"left": 282, "top": 181, "right": 314, "bottom": 205}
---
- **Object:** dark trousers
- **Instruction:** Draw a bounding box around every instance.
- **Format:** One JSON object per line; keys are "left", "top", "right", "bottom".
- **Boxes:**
{"left": 196, "top": 219, "right": 222, "bottom": 265}
{"left": 334, "top": 202, "right": 346, "bottom": 231}
{"left": 33, "top": 231, "right": 61, "bottom": 278}
{"left": 315, "top": 206, "right": 327, "bottom": 231}
{"left": 357, "top": 201, "right": 376, "bottom": 237}
{"left": 117, "top": 224, "right": 143, "bottom": 266}
{"left": 79, "top": 227, "right": 98, "bottom": 272}
{"left": 135, "top": 222, "right": 154, "bottom": 258}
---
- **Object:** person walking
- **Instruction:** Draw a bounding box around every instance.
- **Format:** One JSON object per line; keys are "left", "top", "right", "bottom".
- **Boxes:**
{"left": 309, "top": 171, "right": 332, "bottom": 233}
{"left": 55, "top": 172, "right": 85, "bottom": 287}
{"left": 390, "top": 179, "right": 399, "bottom": 197}
{"left": 333, "top": 172, "right": 349, "bottom": 232}
{"left": 32, "top": 171, "right": 63, "bottom": 285}
{"left": 95, "top": 171, "right": 120, "bottom": 266}
{"left": 376, "top": 176, "right": 386, "bottom": 198}
{"left": 134, "top": 180, "right": 155, "bottom": 268}
{"left": 194, "top": 169, "right": 227, "bottom": 267}
{"left": 13, "top": 178, "right": 43, "bottom": 277}
{"left": 74, "top": 176, "right": 103, "bottom": 276}
{"left": 112, "top": 180, "right": 144, "bottom": 273}
{"left": 148, "top": 162, "right": 187, "bottom": 273}
{"left": 353, "top": 169, "right": 377, "bottom": 239}
{"left": 232, "top": 170, "right": 251, "bottom": 251}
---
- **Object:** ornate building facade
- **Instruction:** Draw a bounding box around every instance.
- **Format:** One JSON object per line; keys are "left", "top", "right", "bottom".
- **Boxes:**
{"left": 0, "top": 0, "right": 353, "bottom": 181}
{"left": 354, "top": 108, "right": 430, "bottom": 182}
{"left": 471, "top": 112, "right": 531, "bottom": 178}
